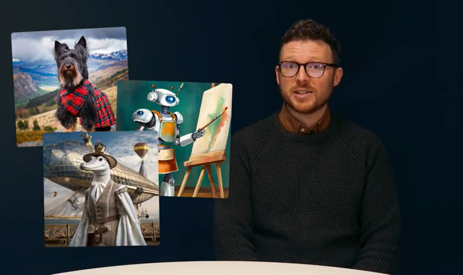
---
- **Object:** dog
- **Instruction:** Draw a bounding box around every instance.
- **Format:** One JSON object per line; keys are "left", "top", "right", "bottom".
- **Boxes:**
{"left": 54, "top": 36, "right": 116, "bottom": 132}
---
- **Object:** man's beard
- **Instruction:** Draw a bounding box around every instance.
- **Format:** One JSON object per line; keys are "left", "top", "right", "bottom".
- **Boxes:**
{"left": 280, "top": 87, "right": 332, "bottom": 115}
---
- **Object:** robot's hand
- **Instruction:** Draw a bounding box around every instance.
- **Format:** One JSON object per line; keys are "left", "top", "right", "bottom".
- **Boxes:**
{"left": 192, "top": 129, "right": 206, "bottom": 141}
{"left": 132, "top": 109, "right": 155, "bottom": 130}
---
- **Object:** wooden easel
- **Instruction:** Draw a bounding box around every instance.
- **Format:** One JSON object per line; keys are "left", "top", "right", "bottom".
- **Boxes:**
{"left": 177, "top": 150, "right": 226, "bottom": 198}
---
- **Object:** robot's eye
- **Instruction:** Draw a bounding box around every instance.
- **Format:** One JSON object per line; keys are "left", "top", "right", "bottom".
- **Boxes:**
{"left": 137, "top": 110, "right": 144, "bottom": 116}
{"left": 166, "top": 96, "right": 175, "bottom": 103}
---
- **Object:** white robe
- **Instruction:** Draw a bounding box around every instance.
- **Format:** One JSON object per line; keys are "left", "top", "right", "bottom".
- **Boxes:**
{"left": 69, "top": 180, "right": 147, "bottom": 246}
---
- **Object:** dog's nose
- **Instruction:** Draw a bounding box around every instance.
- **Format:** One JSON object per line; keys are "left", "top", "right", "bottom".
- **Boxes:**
{"left": 65, "top": 63, "right": 71, "bottom": 69}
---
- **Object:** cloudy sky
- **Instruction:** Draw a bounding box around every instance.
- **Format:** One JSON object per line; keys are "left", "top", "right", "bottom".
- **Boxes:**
{"left": 12, "top": 27, "right": 127, "bottom": 62}
{"left": 43, "top": 131, "right": 159, "bottom": 218}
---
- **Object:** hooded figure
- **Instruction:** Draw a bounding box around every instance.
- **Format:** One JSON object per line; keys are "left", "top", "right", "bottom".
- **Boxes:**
{"left": 69, "top": 141, "right": 146, "bottom": 247}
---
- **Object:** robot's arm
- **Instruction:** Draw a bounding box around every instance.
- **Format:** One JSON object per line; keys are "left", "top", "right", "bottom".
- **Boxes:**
{"left": 132, "top": 109, "right": 156, "bottom": 131}
{"left": 173, "top": 112, "right": 186, "bottom": 146}
{"left": 173, "top": 111, "right": 183, "bottom": 146}
{"left": 174, "top": 126, "right": 182, "bottom": 146}
{"left": 178, "top": 133, "right": 194, "bottom": 147}
{"left": 173, "top": 111, "right": 205, "bottom": 147}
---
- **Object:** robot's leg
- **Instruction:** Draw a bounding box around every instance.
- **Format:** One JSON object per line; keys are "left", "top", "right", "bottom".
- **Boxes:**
{"left": 160, "top": 173, "right": 175, "bottom": 197}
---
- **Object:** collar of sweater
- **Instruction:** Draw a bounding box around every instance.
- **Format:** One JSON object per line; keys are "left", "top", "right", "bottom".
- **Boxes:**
{"left": 270, "top": 111, "right": 341, "bottom": 143}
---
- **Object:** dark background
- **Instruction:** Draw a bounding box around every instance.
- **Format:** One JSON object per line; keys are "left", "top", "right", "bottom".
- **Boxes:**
{"left": 0, "top": 0, "right": 459, "bottom": 274}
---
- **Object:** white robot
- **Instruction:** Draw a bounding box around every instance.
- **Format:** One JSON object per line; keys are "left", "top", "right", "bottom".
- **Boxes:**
{"left": 132, "top": 84, "right": 205, "bottom": 197}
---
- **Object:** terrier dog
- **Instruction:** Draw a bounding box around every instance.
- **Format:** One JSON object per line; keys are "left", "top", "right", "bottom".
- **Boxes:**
{"left": 54, "top": 36, "right": 116, "bottom": 132}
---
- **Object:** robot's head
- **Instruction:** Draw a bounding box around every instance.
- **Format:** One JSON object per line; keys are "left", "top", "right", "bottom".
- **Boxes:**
{"left": 146, "top": 84, "right": 180, "bottom": 107}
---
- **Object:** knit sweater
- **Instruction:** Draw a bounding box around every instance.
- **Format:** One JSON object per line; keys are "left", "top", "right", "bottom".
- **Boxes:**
{"left": 213, "top": 111, "right": 401, "bottom": 274}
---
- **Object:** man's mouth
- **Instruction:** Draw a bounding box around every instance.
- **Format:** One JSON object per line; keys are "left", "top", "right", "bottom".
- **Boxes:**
{"left": 294, "top": 90, "right": 312, "bottom": 94}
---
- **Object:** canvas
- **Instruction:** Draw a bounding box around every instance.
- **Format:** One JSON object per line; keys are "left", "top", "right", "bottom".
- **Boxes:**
{"left": 12, "top": 27, "right": 128, "bottom": 147}
{"left": 191, "top": 84, "right": 232, "bottom": 156}
{"left": 116, "top": 80, "right": 232, "bottom": 199}
{"left": 43, "top": 131, "right": 160, "bottom": 247}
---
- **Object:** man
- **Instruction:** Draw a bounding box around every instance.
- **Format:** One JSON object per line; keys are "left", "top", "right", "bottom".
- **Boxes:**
{"left": 213, "top": 19, "right": 401, "bottom": 274}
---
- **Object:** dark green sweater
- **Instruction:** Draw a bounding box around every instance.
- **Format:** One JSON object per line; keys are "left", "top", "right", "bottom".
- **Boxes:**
{"left": 213, "top": 111, "right": 401, "bottom": 274}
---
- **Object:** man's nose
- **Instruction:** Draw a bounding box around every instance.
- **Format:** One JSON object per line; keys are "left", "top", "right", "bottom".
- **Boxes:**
{"left": 295, "top": 65, "right": 310, "bottom": 83}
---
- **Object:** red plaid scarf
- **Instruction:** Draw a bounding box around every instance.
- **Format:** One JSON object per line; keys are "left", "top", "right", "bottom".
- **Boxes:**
{"left": 60, "top": 80, "right": 116, "bottom": 128}
{"left": 59, "top": 81, "right": 89, "bottom": 116}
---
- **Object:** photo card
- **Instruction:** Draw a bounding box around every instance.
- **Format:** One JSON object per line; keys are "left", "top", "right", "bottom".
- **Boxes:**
{"left": 43, "top": 130, "right": 160, "bottom": 247}
{"left": 116, "top": 80, "right": 232, "bottom": 199}
{"left": 12, "top": 26, "right": 128, "bottom": 147}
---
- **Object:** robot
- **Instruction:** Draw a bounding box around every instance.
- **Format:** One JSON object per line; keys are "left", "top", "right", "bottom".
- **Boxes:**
{"left": 132, "top": 84, "right": 205, "bottom": 197}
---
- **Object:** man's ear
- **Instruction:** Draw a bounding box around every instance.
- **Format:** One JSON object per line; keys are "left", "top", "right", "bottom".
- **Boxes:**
{"left": 333, "top": 67, "right": 343, "bottom": 87}
{"left": 275, "top": 65, "right": 280, "bottom": 85}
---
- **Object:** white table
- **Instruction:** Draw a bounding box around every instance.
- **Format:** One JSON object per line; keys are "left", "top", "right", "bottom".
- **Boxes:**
{"left": 53, "top": 261, "right": 386, "bottom": 275}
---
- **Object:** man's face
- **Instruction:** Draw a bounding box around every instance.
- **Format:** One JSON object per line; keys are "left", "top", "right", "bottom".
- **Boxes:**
{"left": 275, "top": 39, "right": 343, "bottom": 115}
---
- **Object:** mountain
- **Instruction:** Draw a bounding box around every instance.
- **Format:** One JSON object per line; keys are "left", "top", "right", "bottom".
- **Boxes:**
{"left": 13, "top": 72, "right": 47, "bottom": 106}
{"left": 13, "top": 61, "right": 58, "bottom": 89}
{"left": 13, "top": 49, "right": 127, "bottom": 65}
{"left": 12, "top": 49, "right": 128, "bottom": 108}
{"left": 90, "top": 49, "right": 127, "bottom": 61}
{"left": 12, "top": 49, "right": 128, "bottom": 87}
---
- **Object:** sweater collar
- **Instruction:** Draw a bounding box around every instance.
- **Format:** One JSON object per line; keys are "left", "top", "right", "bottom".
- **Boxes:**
{"left": 278, "top": 103, "right": 331, "bottom": 135}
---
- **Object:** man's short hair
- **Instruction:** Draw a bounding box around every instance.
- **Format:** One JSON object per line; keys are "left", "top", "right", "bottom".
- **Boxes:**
{"left": 280, "top": 19, "right": 341, "bottom": 64}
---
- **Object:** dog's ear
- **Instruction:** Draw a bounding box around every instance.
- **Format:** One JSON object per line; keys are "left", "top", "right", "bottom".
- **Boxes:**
{"left": 77, "top": 36, "right": 87, "bottom": 48}
{"left": 75, "top": 36, "right": 89, "bottom": 62}
{"left": 54, "top": 41, "right": 62, "bottom": 53}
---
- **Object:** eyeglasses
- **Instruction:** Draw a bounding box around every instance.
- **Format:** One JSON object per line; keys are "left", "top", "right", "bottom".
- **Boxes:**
{"left": 278, "top": 61, "right": 339, "bottom": 78}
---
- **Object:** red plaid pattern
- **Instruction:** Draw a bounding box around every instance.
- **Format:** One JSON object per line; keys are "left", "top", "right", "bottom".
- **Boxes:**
{"left": 60, "top": 80, "right": 116, "bottom": 128}
{"left": 59, "top": 82, "right": 88, "bottom": 116}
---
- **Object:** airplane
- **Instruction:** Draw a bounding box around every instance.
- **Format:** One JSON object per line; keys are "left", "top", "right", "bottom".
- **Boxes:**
{"left": 43, "top": 133, "right": 159, "bottom": 205}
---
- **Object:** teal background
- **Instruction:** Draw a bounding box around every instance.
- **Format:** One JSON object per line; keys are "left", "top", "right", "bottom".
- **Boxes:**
{"left": 116, "top": 80, "right": 230, "bottom": 190}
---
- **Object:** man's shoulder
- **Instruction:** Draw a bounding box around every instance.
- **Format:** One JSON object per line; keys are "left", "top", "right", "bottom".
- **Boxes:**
{"left": 332, "top": 114, "right": 386, "bottom": 148}
{"left": 232, "top": 113, "right": 275, "bottom": 143}
{"left": 234, "top": 113, "right": 275, "bottom": 135}
{"left": 230, "top": 113, "right": 277, "bottom": 158}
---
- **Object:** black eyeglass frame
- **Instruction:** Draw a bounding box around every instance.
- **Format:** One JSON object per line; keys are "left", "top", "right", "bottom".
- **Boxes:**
{"left": 277, "top": 61, "right": 340, "bottom": 78}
